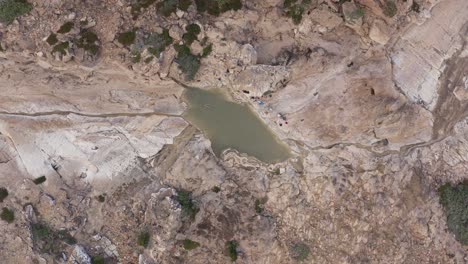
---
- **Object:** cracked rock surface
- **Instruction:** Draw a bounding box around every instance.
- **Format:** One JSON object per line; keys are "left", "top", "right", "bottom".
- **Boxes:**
{"left": 0, "top": 0, "right": 467, "bottom": 263}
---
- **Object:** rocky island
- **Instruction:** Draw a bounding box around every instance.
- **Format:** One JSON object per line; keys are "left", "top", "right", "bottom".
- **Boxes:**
{"left": 0, "top": 0, "right": 467, "bottom": 263}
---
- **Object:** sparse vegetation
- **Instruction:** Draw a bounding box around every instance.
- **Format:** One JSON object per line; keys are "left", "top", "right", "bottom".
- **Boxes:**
{"left": 145, "top": 29, "right": 173, "bottom": 58}
{"left": 183, "top": 239, "right": 200, "bottom": 250}
{"left": 31, "top": 222, "right": 77, "bottom": 255}
{"left": 0, "top": 207, "right": 14, "bottom": 223}
{"left": 212, "top": 186, "right": 221, "bottom": 193}
{"left": 349, "top": 8, "right": 364, "bottom": 19}
{"left": 0, "top": 0, "right": 32, "bottom": 24}
{"left": 201, "top": 43, "right": 212, "bottom": 57}
{"left": 91, "top": 256, "right": 105, "bottom": 264}
{"left": 157, "top": 0, "right": 177, "bottom": 16}
{"left": 195, "top": 0, "right": 242, "bottom": 16}
{"left": 383, "top": 0, "right": 397, "bottom": 17}
{"left": 33, "top": 175, "right": 47, "bottom": 185}
{"left": 117, "top": 31, "right": 136, "bottom": 46}
{"left": 57, "top": 21, "right": 74, "bottom": 34}
{"left": 131, "top": 0, "right": 157, "bottom": 18}
{"left": 131, "top": 50, "right": 141, "bottom": 63}
{"left": 144, "top": 56, "right": 154, "bottom": 63}
{"left": 226, "top": 240, "right": 238, "bottom": 261}
{"left": 175, "top": 189, "right": 200, "bottom": 220}
{"left": 46, "top": 33, "right": 58, "bottom": 45}
{"left": 411, "top": 1, "right": 420, "bottom": 13}
{"left": 290, "top": 242, "right": 310, "bottom": 261}
{"left": 438, "top": 182, "right": 468, "bottom": 245}
{"left": 174, "top": 44, "right": 200, "bottom": 81}
{"left": 76, "top": 30, "right": 99, "bottom": 55}
{"left": 0, "top": 187, "right": 8, "bottom": 202}
{"left": 182, "top": 23, "right": 201, "bottom": 45}
{"left": 137, "top": 231, "right": 150, "bottom": 248}
{"left": 255, "top": 198, "right": 266, "bottom": 214}
{"left": 283, "top": 0, "right": 311, "bottom": 25}
{"left": 97, "top": 194, "right": 105, "bottom": 203}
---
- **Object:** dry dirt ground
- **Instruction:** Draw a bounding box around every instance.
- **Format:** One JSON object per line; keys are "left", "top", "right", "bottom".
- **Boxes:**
{"left": 0, "top": 0, "right": 467, "bottom": 263}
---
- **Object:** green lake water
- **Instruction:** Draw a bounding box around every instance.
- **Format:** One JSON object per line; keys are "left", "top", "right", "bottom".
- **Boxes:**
{"left": 183, "top": 87, "right": 290, "bottom": 163}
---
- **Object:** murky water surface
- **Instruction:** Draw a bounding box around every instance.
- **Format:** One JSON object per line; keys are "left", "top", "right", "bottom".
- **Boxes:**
{"left": 184, "top": 88, "right": 290, "bottom": 163}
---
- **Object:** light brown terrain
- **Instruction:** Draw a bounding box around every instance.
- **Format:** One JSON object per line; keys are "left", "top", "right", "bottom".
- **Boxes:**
{"left": 0, "top": 0, "right": 467, "bottom": 263}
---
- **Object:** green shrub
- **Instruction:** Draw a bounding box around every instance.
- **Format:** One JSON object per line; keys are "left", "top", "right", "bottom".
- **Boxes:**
{"left": 349, "top": 8, "right": 364, "bottom": 19}
{"left": 284, "top": 0, "right": 311, "bottom": 25}
{"left": 144, "top": 29, "right": 173, "bottom": 58}
{"left": 182, "top": 32, "right": 197, "bottom": 45}
{"left": 438, "top": 182, "right": 468, "bottom": 245}
{"left": 183, "top": 239, "right": 200, "bottom": 250}
{"left": 137, "top": 231, "right": 150, "bottom": 248}
{"left": 175, "top": 189, "right": 200, "bottom": 220}
{"left": 201, "top": 43, "right": 212, "bottom": 57}
{"left": 383, "top": 0, "right": 397, "bottom": 17}
{"left": 97, "top": 195, "right": 105, "bottom": 203}
{"left": 212, "top": 186, "right": 221, "bottom": 193}
{"left": 117, "top": 31, "right": 136, "bottom": 46}
{"left": 0, "top": 0, "right": 32, "bottom": 24}
{"left": 178, "top": 0, "right": 192, "bottom": 11}
{"left": 57, "top": 21, "right": 74, "bottom": 34}
{"left": 131, "top": 50, "right": 141, "bottom": 63}
{"left": 157, "top": 0, "right": 178, "bottom": 16}
{"left": 290, "top": 242, "right": 309, "bottom": 261}
{"left": 174, "top": 44, "right": 200, "bottom": 81}
{"left": 131, "top": 0, "right": 157, "bottom": 18}
{"left": 31, "top": 222, "right": 77, "bottom": 254}
{"left": 411, "top": 1, "right": 420, "bottom": 13}
{"left": 226, "top": 240, "right": 238, "bottom": 261}
{"left": 0, "top": 207, "right": 14, "bottom": 223}
{"left": 91, "top": 256, "right": 105, "bottom": 264}
{"left": 186, "top": 23, "right": 201, "bottom": 35}
{"left": 76, "top": 30, "right": 99, "bottom": 55}
{"left": 255, "top": 199, "right": 265, "bottom": 214}
{"left": 0, "top": 187, "right": 8, "bottom": 202}
{"left": 33, "top": 175, "right": 47, "bottom": 185}
{"left": 144, "top": 56, "right": 154, "bottom": 63}
{"left": 195, "top": 0, "right": 241, "bottom": 16}
{"left": 46, "top": 33, "right": 58, "bottom": 45}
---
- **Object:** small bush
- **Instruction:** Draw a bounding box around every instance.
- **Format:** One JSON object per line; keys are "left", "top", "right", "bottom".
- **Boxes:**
{"left": 31, "top": 222, "right": 76, "bottom": 254}
{"left": 0, "top": 187, "right": 8, "bottom": 202}
{"left": 284, "top": 0, "right": 311, "bottom": 25}
{"left": 46, "top": 33, "right": 58, "bottom": 45}
{"left": 76, "top": 30, "right": 99, "bottom": 55}
{"left": 137, "top": 231, "right": 150, "bottom": 248}
{"left": 411, "top": 1, "right": 420, "bottom": 13}
{"left": 117, "top": 31, "right": 136, "bottom": 46}
{"left": 255, "top": 199, "right": 265, "bottom": 214}
{"left": 186, "top": 23, "right": 201, "bottom": 35}
{"left": 438, "top": 182, "right": 468, "bottom": 245}
{"left": 157, "top": 0, "right": 178, "bottom": 17}
{"left": 97, "top": 195, "right": 105, "bottom": 203}
{"left": 183, "top": 239, "right": 200, "bottom": 250}
{"left": 212, "top": 186, "right": 221, "bottom": 193}
{"left": 144, "top": 29, "right": 173, "bottom": 58}
{"left": 182, "top": 32, "right": 197, "bottom": 45}
{"left": 201, "top": 43, "right": 212, "bottom": 57}
{"left": 33, "top": 175, "right": 47, "bottom": 185}
{"left": 226, "top": 240, "right": 238, "bottom": 261}
{"left": 290, "top": 242, "right": 310, "bottom": 261}
{"left": 195, "top": 0, "right": 242, "bottom": 16}
{"left": 57, "top": 21, "right": 74, "bottom": 34}
{"left": 131, "top": 50, "right": 141, "bottom": 63}
{"left": 174, "top": 44, "right": 200, "bottom": 81}
{"left": 383, "top": 0, "right": 397, "bottom": 17}
{"left": 131, "top": 0, "right": 157, "bottom": 18}
{"left": 178, "top": 0, "right": 192, "bottom": 11}
{"left": 144, "top": 56, "right": 154, "bottom": 63}
{"left": 175, "top": 189, "right": 199, "bottom": 220}
{"left": 0, "top": 0, "right": 32, "bottom": 25}
{"left": 91, "top": 256, "right": 105, "bottom": 264}
{"left": 0, "top": 207, "right": 14, "bottom": 223}
{"left": 349, "top": 8, "right": 364, "bottom": 19}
